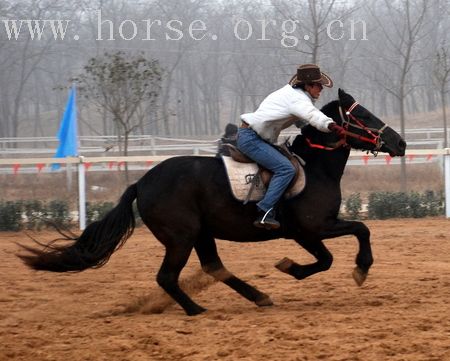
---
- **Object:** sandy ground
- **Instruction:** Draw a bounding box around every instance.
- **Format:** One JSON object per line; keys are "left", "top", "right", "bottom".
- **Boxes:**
{"left": 1, "top": 219, "right": 449, "bottom": 361}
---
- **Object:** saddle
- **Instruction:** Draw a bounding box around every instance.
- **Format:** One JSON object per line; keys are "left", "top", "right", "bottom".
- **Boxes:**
{"left": 221, "top": 144, "right": 306, "bottom": 203}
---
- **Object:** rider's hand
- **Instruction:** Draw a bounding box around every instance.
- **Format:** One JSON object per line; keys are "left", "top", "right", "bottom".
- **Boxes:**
{"left": 328, "top": 122, "right": 346, "bottom": 137}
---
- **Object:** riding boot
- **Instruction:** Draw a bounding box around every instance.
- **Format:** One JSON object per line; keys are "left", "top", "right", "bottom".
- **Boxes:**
{"left": 253, "top": 208, "right": 280, "bottom": 230}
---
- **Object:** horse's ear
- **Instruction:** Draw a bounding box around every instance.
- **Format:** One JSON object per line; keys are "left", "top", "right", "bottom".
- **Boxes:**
{"left": 338, "top": 88, "right": 355, "bottom": 108}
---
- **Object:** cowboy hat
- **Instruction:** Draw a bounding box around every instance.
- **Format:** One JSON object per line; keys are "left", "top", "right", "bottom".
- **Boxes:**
{"left": 289, "top": 63, "right": 333, "bottom": 88}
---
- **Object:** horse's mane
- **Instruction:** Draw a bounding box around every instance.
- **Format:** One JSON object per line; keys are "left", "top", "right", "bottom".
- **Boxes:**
{"left": 289, "top": 99, "right": 341, "bottom": 158}
{"left": 320, "top": 100, "right": 340, "bottom": 118}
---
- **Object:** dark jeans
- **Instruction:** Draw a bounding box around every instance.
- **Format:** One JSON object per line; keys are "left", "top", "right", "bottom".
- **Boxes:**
{"left": 237, "top": 127, "right": 295, "bottom": 212}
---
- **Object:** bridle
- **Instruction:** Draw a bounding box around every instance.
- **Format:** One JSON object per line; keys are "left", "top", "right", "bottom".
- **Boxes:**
{"left": 306, "top": 101, "right": 388, "bottom": 155}
{"left": 339, "top": 102, "right": 387, "bottom": 154}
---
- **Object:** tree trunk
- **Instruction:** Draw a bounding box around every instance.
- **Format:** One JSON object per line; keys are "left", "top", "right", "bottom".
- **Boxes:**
{"left": 441, "top": 86, "right": 448, "bottom": 148}
{"left": 123, "top": 130, "right": 130, "bottom": 186}
{"left": 399, "top": 90, "right": 407, "bottom": 192}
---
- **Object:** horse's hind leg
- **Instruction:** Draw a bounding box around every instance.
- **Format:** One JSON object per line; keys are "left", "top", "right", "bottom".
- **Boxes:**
{"left": 157, "top": 243, "right": 206, "bottom": 316}
{"left": 275, "top": 238, "right": 333, "bottom": 280}
{"left": 194, "top": 235, "right": 273, "bottom": 307}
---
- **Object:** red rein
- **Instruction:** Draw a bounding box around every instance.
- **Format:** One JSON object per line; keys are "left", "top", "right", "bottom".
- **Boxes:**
{"left": 306, "top": 102, "right": 382, "bottom": 151}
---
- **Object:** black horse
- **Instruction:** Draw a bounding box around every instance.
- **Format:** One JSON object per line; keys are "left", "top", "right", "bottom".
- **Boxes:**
{"left": 19, "top": 89, "right": 406, "bottom": 316}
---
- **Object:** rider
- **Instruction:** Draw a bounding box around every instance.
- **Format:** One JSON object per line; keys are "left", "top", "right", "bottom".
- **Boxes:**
{"left": 216, "top": 123, "right": 238, "bottom": 157}
{"left": 237, "top": 63, "right": 339, "bottom": 229}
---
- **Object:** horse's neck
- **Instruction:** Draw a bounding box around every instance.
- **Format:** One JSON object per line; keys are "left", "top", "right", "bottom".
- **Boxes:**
{"left": 301, "top": 145, "right": 350, "bottom": 183}
{"left": 303, "top": 102, "right": 350, "bottom": 181}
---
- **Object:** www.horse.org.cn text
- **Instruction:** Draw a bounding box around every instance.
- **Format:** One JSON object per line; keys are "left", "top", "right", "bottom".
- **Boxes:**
{"left": 2, "top": 11, "right": 368, "bottom": 46}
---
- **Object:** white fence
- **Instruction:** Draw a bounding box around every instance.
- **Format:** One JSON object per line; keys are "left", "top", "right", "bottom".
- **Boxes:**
{"left": 1, "top": 149, "right": 450, "bottom": 228}
{"left": 2, "top": 129, "right": 450, "bottom": 227}
{"left": 0, "top": 135, "right": 218, "bottom": 156}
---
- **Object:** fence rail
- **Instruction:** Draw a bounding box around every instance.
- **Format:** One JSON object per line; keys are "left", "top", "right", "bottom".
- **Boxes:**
{"left": 1, "top": 127, "right": 449, "bottom": 157}
{"left": 0, "top": 148, "right": 447, "bottom": 166}
{"left": 0, "top": 148, "right": 448, "bottom": 175}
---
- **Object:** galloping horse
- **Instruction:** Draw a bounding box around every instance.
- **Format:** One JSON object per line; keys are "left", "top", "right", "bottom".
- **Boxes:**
{"left": 19, "top": 89, "right": 406, "bottom": 316}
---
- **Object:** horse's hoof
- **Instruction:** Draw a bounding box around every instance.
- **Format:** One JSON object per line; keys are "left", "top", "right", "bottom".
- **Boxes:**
{"left": 275, "top": 257, "right": 295, "bottom": 273}
{"left": 255, "top": 295, "right": 273, "bottom": 307}
{"left": 352, "top": 267, "right": 368, "bottom": 287}
{"left": 186, "top": 306, "right": 207, "bottom": 316}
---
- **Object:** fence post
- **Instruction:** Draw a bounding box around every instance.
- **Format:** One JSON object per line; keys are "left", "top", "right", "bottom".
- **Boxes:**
{"left": 445, "top": 149, "right": 450, "bottom": 218}
{"left": 150, "top": 136, "right": 156, "bottom": 155}
{"left": 78, "top": 156, "right": 86, "bottom": 230}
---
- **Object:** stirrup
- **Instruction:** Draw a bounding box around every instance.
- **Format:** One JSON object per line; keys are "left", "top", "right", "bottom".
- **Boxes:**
{"left": 253, "top": 208, "right": 280, "bottom": 230}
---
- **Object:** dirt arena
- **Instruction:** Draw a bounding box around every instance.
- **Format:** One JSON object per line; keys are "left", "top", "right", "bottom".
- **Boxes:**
{"left": 1, "top": 219, "right": 449, "bottom": 361}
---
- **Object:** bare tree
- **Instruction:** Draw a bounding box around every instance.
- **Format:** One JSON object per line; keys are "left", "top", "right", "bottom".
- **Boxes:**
{"left": 365, "top": 0, "right": 430, "bottom": 190}
{"left": 77, "top": 51, "right": 162, "bottom": 182}
{"left": 1, "top": 0, "right": 447, "bottom": 142}
{"left": 434, "top": 47, "right": 450, "bottom": 147}
{"left": 270, "top": 0, "right": 360, "bottom": 64}
{"left": 0, "top": 1, "right": 57, "bottom": 139}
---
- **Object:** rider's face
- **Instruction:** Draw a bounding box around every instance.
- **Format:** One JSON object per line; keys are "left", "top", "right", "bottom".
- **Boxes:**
{"left": 306, "top": 83, "right": 323, "bottom": 99}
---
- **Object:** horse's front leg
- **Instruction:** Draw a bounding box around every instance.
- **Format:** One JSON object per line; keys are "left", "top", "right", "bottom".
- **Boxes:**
{"left": 326, "top": 219, "right": 373, "bottom": 278}
{"left": 276, "top": 219, "right": 373, "bottom": 286}
{"left": 320, "top": 219, "right": 373, "bottom": 286}
{"left": 275, "top": 238, "right": 333, "bottom": 281}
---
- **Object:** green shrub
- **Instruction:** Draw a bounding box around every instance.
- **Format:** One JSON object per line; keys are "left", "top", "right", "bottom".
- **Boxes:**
{"left": 86, "top": 202, "right": 114, "bottom": 224}
{"left": 46, "top": 200, "right": 71, "bottom": 227}
{"left": 0, "top": 201, "right": 23, "bottom": 231}
{"left": 0, "top": 191, "right": 445, "bottom": 231}
{"left": 345, "top": 193, "right": 362, "bottom": 219}
{"left": 368, "top": 192, "right": 389, "bottom": 219}
{"left": 23, "top": 200, "right": 46, "bottom": 230}
{"left": 422, "top": 190, "right": 444, "bottom": 216}
{"left": 368, "top": 191, "right": 444, "bottom": 219}
{"left": 408, "top": 192, "right": 427, "bottom": 218}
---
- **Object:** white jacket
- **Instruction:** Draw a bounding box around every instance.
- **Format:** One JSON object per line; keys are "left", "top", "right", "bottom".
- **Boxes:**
{"left": 241, "top": 84, "right": 334, "bottom": 143}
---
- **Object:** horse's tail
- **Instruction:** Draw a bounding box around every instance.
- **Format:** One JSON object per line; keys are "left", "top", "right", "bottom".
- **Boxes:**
{"left": 19, "top": 184, "right": 138, "bottom": 272}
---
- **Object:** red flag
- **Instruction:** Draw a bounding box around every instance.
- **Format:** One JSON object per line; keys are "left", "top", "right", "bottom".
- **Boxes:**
{"left": 84, "top": 162, "right": 92, "bottom": 170}
{"left": 12, "top": 164, "right": 20, "bottom": 175}
{"left": 108, "top": 161, "right": 115, "bottom": 169}
{"left": 407, "top": 154, "right": 415, "bottom": 162}
{"left": 146, "top": 160, "right": 153, "bottom": 167}
{"left": 426, "top": 154, "right": 433, "bottom": 161}
{"left": 385, "top": 155, "right": 392, "bottom": 165}
{"left": 362, "top": 155, "right": 369, "bottom": 165}
{"left": 36, "top": 163, "right": 45, "bottom": 173}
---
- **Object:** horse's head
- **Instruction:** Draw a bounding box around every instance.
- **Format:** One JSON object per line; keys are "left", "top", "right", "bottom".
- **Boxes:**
{"left": 335, "top": 89, "right": 406, "bottom": 156}
{"left": 300, "top": 89, "right": 406, "bottom": 157}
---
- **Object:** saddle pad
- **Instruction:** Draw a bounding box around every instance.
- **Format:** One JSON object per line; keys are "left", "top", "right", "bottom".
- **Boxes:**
{"left": 222, "top": 156, "right": 306, "bottom": 202}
